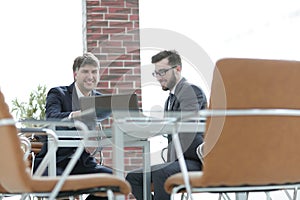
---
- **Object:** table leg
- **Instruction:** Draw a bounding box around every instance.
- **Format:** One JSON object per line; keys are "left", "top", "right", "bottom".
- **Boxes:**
{"left": 143, "top": 140, "right": 152, "bottom": 200}
{"left": 112, "top": 123, "right": 125, "bottom": 200}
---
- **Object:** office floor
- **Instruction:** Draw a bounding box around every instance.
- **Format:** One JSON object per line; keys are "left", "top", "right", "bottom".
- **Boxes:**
{"left": 173, "top": 190, "right": 297, "bottom": 199}
{"left": 1, "top": 190, "right": 297, "bottom": 200}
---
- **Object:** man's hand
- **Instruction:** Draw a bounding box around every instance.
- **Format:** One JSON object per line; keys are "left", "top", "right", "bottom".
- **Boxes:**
{"left": 70, "top": 110, "right": 81, "bottom": 119}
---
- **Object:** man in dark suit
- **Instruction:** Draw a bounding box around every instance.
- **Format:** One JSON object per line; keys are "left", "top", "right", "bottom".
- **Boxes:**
{"left": 126, "top": 50, "right": 207, "bottom": 200}
{"left": 34, "top": 53, "right": 111, "bottom": 200}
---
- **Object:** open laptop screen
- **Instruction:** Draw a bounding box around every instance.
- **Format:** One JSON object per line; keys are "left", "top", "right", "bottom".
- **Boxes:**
{"left": 80, "top": 93, "right": 140, "bottom": 121}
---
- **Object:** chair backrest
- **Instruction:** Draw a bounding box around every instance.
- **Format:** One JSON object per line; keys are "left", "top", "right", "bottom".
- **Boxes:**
{"left": 200, "top": 58, "right": 300, "bottom": 186}
{"left": 0, "top": 90, "right": 32, "bottom": 192}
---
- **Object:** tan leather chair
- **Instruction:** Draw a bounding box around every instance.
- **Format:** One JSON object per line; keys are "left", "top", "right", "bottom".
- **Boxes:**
{"left": 165, "top": 58, "right": 300, "bottom": 200}
{"left": 0, "top": 90, "right": 131, "bottom": 200}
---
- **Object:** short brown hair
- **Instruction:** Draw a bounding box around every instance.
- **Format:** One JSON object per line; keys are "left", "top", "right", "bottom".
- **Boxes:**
{"left": 151, "top": 50, "right": 182, "bottom": 67}
{"left": 72, "top": 52, "right": 100, "bottom": 72}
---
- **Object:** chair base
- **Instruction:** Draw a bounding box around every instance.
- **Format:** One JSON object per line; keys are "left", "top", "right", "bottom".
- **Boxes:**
{"left": 171, "top": 183, "right": 300, "bottom": 200}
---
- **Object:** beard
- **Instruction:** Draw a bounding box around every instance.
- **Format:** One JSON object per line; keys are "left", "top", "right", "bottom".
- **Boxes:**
{"left": 162, "top": 86, "right": 168, "bottom": 91}
{"left": 161, "top": 71, "right": 177, "bottom": 91}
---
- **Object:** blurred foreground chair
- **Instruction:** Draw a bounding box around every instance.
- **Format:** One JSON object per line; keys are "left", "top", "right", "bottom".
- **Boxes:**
{"left": 0, "top": 90, "right": 131, "bottom": 200}
{"left": 165, "top": 58, "right": 300, "bottom": 200}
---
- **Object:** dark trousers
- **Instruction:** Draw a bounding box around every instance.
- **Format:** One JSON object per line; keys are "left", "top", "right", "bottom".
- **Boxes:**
{"left": 34, "top": 155, "right": 112, "bottom": 200}
{"left": 60, "top": 158, "right": 113, "bottom": 200}
{"left": 126, "top": 159, "right": 202, "bottom": 200}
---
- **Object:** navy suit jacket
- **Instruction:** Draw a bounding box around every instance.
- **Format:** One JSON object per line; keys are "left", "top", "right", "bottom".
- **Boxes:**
{"left": 165, "top": 78, "right": 207, "bottom": 162}
{"left": 35, "top": 83, "right": 101, "bottom": 169}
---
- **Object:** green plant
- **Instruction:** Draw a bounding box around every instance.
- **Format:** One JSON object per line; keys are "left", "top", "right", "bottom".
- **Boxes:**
{"left": 11, "top": 85, "right": 47, "bottom": 120}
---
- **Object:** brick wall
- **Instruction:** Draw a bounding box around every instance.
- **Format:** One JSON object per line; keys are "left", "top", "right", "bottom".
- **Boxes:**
{"left": 85, "top": 0, "right": 143, "bottom": 179}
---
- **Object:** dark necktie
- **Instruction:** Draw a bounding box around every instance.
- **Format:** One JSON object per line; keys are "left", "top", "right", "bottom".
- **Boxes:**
{"left": 167, "top": 93, "right": 176, "bottom": 142}
{"left": 168, "top": 93, "right": 175, "bottom": 111}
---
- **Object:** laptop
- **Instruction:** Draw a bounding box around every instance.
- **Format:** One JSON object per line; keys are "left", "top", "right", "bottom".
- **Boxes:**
{"left": 79, "top": 93, "right": 141, "bottom": 121}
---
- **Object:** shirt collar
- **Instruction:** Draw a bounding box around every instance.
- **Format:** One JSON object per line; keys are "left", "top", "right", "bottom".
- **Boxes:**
{"left": 75, "top": 82, "right": 91, "bottom": 97}
{"left": 170, "top": 77, "right": 183, "bottom": 94}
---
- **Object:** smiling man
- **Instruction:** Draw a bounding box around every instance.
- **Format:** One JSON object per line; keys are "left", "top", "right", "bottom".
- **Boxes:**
{"left": 34, "top": 52, "right": 111, "bottom": 200}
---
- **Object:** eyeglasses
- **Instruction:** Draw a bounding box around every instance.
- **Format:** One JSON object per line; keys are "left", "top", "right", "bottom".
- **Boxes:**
{"left": 152, "top": 66, "right": 177, "bottom": 77}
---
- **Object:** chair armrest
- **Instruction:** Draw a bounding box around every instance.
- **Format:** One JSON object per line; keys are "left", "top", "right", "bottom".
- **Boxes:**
{"left": 18, "top": 127, "right": 59, "bottom": 176}
{"left": 49, "top": 120, "right": 90, "bottom": 200}
{"left": 196, "top": 142, "right": 205, "bottom": 164}
{"left": 19, "top": 119, "right": 91, "bottom": 200}
{"left": 0, "top": 118, "right": 15, "bottom": 126}
{"left": 19, "top": 135, "right": 32, "bottom": 161}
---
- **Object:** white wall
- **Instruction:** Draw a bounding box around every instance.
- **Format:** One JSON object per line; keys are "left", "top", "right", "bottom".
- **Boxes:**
{"left": 0, "top": 0, "right": 83, "bottom": 111}
{"left": 139, "top": 0, "right": 300, "bottom": 113}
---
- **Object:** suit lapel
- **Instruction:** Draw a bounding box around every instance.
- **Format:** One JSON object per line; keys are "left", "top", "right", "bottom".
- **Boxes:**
{"left": 68, "top": 83, "right": 80, "bottom": 111}
{"left": 170, "top": 78, "right": 186, "bottom": 111}
{"left": 164, "top": 97, "right": 169, "bottom": 111}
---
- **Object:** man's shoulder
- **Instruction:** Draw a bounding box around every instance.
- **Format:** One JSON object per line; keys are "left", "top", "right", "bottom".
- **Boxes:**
{"left": 48, "top": 84, "right": 73, "bottom": 96}
{"left": 177, "top": 78, "right": 203, "bottom": 94}
{"left": 49, "top": 85, "right": 69, "bottom": 93}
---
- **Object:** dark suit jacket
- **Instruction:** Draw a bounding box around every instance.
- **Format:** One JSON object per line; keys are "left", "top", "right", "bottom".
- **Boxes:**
{"left": 165, "top": 78, "right": 207, "bottom": 162}
{"left": 35, "top": 83, "right": 101, "bottom": 171}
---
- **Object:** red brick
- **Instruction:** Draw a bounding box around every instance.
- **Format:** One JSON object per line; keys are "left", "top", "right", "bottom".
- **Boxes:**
{"left": 102, "top": 27, "right": 126, "bottom": 34}
{"left": 123, "top": 41, "right": 139, "bottom": 47}
{"left": 105, "top": 14, "right": 128, "bottom": 20}
{"left": 107, "top": 61, "right": 124, "bottom": 67}
{"left": 100, "top": 0, "right": 125, "bottom": 7}
{"left": 109, "top": 7, "right": 131, "bottom": 14}
{"left": 130, "top": 158, "right": 143, "bottom": 164}
{"left": 103, "top": 146, "right": 112, "bottom": 151}
{"left": 86, "top": 1, "right": 100, "bottom": 6}
{"left": 104, "top": 159, "right": 113, "bottom": 166}
{"left": 125, "top": 75, "right": 141, "bottom": 82}
{"left": 87, "top": 34, "right": 109, "bottom": 41}
{"left": 124, "top": 147, "right": 143, "bottom": 151}
{"left": 98, "top": 54, "right": 107, "bottom": 61}
{"left": 87, "top": 40, "right": 98, "bottom": 47}
{"left": 98, "top": 81, "right": 109, "bottom": 88}
{"left": 109, "top": 21, "right": 133, "bottom": 28}
{"left": 87, "top": 7, "right": 108, "bottom": 13}
{"left": 133, "top": 21, "right": 139, "bottom": 29}
{"left": 101, "top": 61, "right": 113, "bottom": 69}
{"left": 124, "top": 61, "right": 140, "bottom": 67}
{"left": 131, "top": 8, "right": 139, "bottom": 15}
{"left": 109, "top": 68, "right": 132, "bottom": 75}
{"left": 86, "top": 47, "right": 98, "bottom": 54}
{"left": 133, "top": 33, "right": 140, "bottom": 41}
{"left": 110, "top": 81, "right": 134, "bottom": 88}
{"left": 133, "top": 67, "right": 141, "bottom": 74}
{"left": 110, "top": 34, "right": 133, "bottom": 41}
{"left": 126, "top": 47, "right": 140, "bottom": 54}
{"left": 129, "top": 14, "right": 139, "bottom": 21}
{"left": 108, "top": 54, "right": 132, "bottom": 61}
{"left": 87, "top": 13, "right": 104, "bottom": 21}
{"left": 87, "top": 21, "right": 108, "bottom": 27}
{"left": 101, "top": 47, "right": 125, "bottom": 54}
{"left": 101, "top": 74, "right": 124, "bottom": 81}
{"left": 99, "top": 67, "right": 108, "bottom": 75}
{"left": 125, "top": 0, "right": 139, "bottom": 8}
{"left": 102, "top": 151, "right": 111, "bottom": 157}
{"left": 132, "top": 54, "right": 140, "bottom": 60}
{"left": 124, "top": 158, "right": 130, "bottom": 165}
{"left": 103, "top": 88, "right": 117, "bottom": 94}
{"left": 100, "top": 41, "right": 122, "bottom": 47}
{"left": 87, "top": 28, "right": 102, "bottom": 34}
